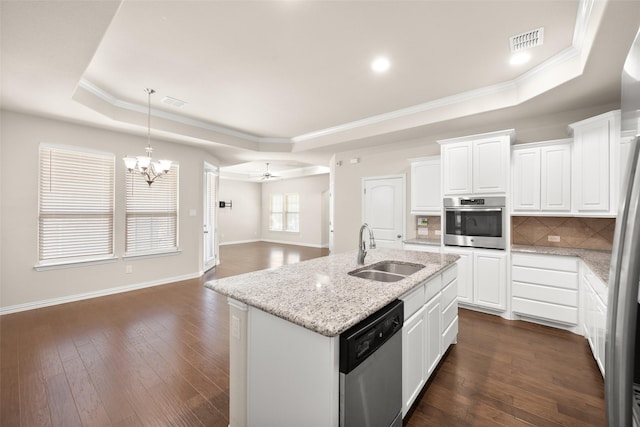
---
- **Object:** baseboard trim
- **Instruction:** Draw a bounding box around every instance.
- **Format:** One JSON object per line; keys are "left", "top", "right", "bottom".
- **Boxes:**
{"left": 219, "top": 239, "right": 261, "bottom": 246}
{"left": 220, "top": 239, "right": 326, "bottom": 249}
{"left": 259, "top": 239, "right": 326, "bottom": 249}
{"left": 0, "top": 272, "right": 202, "bottom": 315}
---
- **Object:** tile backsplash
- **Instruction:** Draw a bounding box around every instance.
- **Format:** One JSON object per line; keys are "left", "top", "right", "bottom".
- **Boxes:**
{"left": 415, "top": 216, "right": 441, "bottom": 240}
{"left": 511, "top": 216, "right": 615, "bottom": 251}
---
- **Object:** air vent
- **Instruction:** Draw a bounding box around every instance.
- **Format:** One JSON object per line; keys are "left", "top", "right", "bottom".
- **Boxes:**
{"left": 161, "top": 96, "right": 187, "bottom": 108}
{"left": 510, "top": 27, "right": 544, "bottom": 52}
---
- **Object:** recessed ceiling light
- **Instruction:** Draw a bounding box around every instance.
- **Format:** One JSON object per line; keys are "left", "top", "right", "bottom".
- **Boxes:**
{"left": 371, "top": 56, "right": 390, "bottom": 73}
{"left": 509, "top": 52, "right": 531, "bottom": 66}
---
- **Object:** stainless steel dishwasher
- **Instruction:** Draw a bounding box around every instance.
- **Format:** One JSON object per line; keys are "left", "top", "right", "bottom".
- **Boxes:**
{"left": 339, "top": 299, "right": 404, "bottom": 427}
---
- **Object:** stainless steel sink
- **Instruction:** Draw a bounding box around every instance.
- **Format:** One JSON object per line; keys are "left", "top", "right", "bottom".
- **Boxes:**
{"left": 349, "top": 261, "right": 425, "bottom": 283}
{"left": 349, "top": 270, "right": 406, "bottom": 282}
{"left": 369, "top": 261, "right": 424, "bottom": 276}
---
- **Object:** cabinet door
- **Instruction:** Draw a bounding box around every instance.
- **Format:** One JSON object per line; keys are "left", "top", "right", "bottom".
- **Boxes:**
{"left": 541, "top": 143, "right": 571, "bottom": 211}
{"left": 473, "top": 137, "right": 508, "bottom": 194}
{"left": 424, "top": 295, "right": 442, "bottom": 377}
{"left": 512, "top": 147, "right": 541, "bottom": 211}
{"left": 411, "top": 159, "right": 441, "bottom": 215}
{"left": 473, "top": 251, "right": 507, "bottom": 311}
{"left": 573, "top": 121, "right": 610, "bottom": 212}
{"left": 442, "top": 142, "right": 472, "bottom": 195}
{"left": 402, "top": 306, "right": 426, "bottom": 416}
{"left": 444, "top": 248, "right": 473, "bottom": 304}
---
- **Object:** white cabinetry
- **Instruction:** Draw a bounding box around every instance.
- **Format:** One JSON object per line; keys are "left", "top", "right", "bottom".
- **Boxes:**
{"left": 474, "top": 250, "right": 507, "bottom": 311}
{"left": 512, "top": 140, "right": 572, "bottom": 213}
{"left": 582, "top": 264, "right": 607, "bottom": 377}
{"left": 569, "top": 110, "right": 620, "bottom": 215}
{"left": 444, "top": 247, "right": 506, "bottom": 312}
{"left": 402, "top": 305, "right": 426, "bottom": 413}
{"left": 511, "top": 253, "right": 579, "bottom": 326}
{"left": 400, "top": 264, "right": 458, "bottom": 416}
{"left": 424, "top": 296, "right": 441, "bottom": 376}
{"left": 410, "top": 157, "right": 441, "bottom": 215}
{"left": 440, "top": 130, "right": 513, "bottom": 196}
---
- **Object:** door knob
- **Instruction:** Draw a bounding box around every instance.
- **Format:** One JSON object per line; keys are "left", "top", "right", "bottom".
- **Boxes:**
{"left": 397, "top": 235, "right": 402, "bottom": 238}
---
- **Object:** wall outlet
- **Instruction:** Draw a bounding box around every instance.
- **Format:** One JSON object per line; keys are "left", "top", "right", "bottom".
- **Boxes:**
{"left": 125, "top": 264, "right": 133, "bottom": 274}
{"left": 435, "top": 230, "right": 442, "bottom": 236}
{"left": 547, "top": 235, "right": 560, "bottom": 243}
{"left": 418, "top": 228, "right": 429, "bottom": 236}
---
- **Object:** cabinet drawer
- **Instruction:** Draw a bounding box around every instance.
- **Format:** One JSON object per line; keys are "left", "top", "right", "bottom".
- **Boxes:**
{"left": 442, "top": 299, "right": 457, "bottom": 331}
{"left": 512, "top": 253, "right": 578, "bottom": 272}
{"left": 425, "top": 274, "right": 442, "bottom": 303}
{"left": 512, "top": 297, "right": 578, "bottom": 325}
{"left": 401, "top": 284, "right": 425, "bottom": 321}
{"left": 442, "top": 316, "right": 458, "bottom": 349}
{"left": 442, "top": 264, "right": 457, "bottom": 287}
{"left": 441, "top": 278, "right": 457, "bottom": 307}
{"left": 512, "top": 282, "right": 578, "bottom": 307}
{"left": 512, "top": 266, "right": 578, "bottom": 290}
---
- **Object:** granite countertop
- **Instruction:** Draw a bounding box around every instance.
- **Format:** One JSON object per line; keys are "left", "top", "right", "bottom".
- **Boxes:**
{"left": 403, "top": 238, "right": 441, "bottom": 246}
{"left": 511, "top": 245, "right": 612, "bottom": 284}
{"left": 205, "top": 248, "right": 459, "bottom": 337}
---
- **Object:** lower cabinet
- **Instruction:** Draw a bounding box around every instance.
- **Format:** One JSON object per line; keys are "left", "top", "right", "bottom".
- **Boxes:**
{"left": 402, "top": 306, "right": 426, "bottom": 414}
{"left": 444, "top": 247, "right": 507, "bottom": 311}
{"left": 400, "top": 263, "right": 458, "bottom": 416}
{"left": 582, "top": 264, "right": 607, "bottom": 376}
{"left": 425, "top": 296, "right": 442, "bottom": 376}
{"left": 511, "top": 253, "right": 579, "bottom": 326}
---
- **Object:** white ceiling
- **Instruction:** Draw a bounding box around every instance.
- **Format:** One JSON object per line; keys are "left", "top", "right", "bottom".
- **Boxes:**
{"left": 2, "top": 0, "right": 640, "bottom": 179}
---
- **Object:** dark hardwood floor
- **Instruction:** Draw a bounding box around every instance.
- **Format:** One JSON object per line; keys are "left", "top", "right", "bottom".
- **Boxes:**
{"left": 0, "top": 242, "right": 605, "bottom": 426}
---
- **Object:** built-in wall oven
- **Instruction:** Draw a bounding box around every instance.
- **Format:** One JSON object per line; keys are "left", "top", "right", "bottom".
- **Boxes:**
{"left": 443, "top": 196, "right": 506, "bottom": 250}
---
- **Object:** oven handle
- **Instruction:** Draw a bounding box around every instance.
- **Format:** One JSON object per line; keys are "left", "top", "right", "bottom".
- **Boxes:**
{"left": 445, "top": 207, "right": 503, "bottom": 212}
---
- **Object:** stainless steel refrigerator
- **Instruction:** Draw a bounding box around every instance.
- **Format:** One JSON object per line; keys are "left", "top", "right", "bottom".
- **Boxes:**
{"left": 606, "top": 26, "right": 640, "bottom": 426}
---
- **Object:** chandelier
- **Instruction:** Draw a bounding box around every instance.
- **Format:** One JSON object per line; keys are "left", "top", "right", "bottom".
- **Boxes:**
{"left": 123, "top": 88, "right": 172, "bottom": 186}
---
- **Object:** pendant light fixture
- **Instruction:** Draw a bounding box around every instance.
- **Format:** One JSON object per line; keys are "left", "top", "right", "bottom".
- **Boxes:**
{"left": 123, "top": 88, "right": 172, "bottom": 186}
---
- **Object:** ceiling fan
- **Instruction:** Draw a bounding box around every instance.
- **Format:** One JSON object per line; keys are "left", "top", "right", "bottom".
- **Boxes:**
{"left": 257, "top": 163, "right": 279, "bottom": 180}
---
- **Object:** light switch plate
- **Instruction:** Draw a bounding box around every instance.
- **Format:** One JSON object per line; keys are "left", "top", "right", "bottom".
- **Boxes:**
{"left": 548, "top": 235, "right": 560, "bottom": 242}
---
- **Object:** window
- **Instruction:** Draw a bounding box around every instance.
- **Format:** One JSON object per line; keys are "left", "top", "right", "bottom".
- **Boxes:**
{"left": 38, "top": 144, "right": 115, "bottom": 266}
{"left": 125, "top": 164, "right": 179, "bottom": 256}
{"left": 269, "top": 193, "right": 299, "bottom": 232}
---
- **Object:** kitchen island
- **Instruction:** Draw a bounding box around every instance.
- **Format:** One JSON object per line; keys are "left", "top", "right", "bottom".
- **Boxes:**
{"left": 205, "top": 248, "right": 459, "bottom": 427}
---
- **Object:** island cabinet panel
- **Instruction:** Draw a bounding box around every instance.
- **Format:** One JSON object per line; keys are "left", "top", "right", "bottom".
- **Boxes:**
{"left": 400, "top": 263, "right": 458, "bottom": 417}
{"left": 247, "top": 308, "right": 339, "bottom": 427}
{"left": 425, "top": 295, "right": 442, "bottom": 377}
{"left": 402, "top": 306, "right": 426, "bottom": 416}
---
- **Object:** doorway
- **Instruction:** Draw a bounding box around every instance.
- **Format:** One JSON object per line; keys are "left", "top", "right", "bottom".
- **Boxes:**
{"left": 362, "top": 175, "right": 406, "bottom": 249}
{"left": 204, "top": 163, "right": 218, "bottom": 272}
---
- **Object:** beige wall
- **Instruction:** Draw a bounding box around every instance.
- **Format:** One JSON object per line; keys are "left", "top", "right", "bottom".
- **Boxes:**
{"left": 261, "top": 174, "right": 329, "bottom": 248}
{"left": 218, "top": 179, "right": 262, "bottom": 244}
{"left": 0, "top": 110, "right": 220, "bottom": 311}
{"left": 332, "top": 142, "right": 440, "bottom": 253}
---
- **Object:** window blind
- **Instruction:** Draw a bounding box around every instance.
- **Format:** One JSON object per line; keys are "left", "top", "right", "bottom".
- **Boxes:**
{"left": 38, "top": 145, "right": 115, "bottom": 263}
{"left": 125, "top": 164, "right": 179, "bottom": 255}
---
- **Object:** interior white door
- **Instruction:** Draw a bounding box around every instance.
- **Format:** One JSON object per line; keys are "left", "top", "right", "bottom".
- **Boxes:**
{"left": 363, "top": 176, "right": 405, "bottom": 249}
{"left": 203, "top": 165, "right": 217, "bottom": 271}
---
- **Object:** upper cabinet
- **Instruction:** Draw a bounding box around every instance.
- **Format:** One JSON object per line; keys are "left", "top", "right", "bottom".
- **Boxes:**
{"left": 410, "top": 156, "right": 441, "bottom": 215}
{"left": 512, "top": 139, "right": 572, "bottom": 213}
{"left": 439, "top": 130, "right": 513, "bottom": 196}
{"left": 569, "top": 110, "right": 621, "bottom": 216}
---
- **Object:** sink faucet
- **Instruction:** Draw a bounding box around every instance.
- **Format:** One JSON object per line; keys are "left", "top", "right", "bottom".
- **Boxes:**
{"left": 357, "top": 223, "right": 377, "bottom": 265}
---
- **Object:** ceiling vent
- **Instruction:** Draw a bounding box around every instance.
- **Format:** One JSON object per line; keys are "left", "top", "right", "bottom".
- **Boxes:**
{"left": 161, "top": 96, "right": 187, "bottom": 108}
{"left": 510, "top": 27, "right": 544, "bottom": 52}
